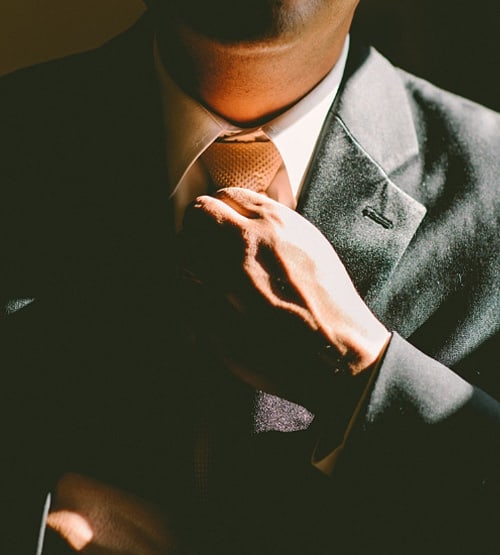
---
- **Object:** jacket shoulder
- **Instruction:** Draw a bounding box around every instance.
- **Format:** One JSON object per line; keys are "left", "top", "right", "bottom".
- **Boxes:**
{"left": 0, "top": 16, "right": 162, "bottom": 294}
{"left": 397, "top": 68, "right": 500, "bottom": 162}
{"left": 0, "top": 14, "right": 154, "bottom": 159}
{"left": 394, "top": 67, "right": 500, "bottom": 234}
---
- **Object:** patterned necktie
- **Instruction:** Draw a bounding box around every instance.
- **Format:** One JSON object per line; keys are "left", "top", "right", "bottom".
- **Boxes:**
{"left": 193, "top": 138, "right": 302, "bottom": 500}
{"left": 201, "top": 139, "right": 283, "bottom": 193}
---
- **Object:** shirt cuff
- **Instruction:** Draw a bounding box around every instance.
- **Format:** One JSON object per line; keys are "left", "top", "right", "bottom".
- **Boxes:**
{"left": 311, "top": 333, "right": 392, "bottom": 476}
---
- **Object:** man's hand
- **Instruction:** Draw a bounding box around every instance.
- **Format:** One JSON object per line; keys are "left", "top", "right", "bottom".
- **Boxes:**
{"left": 178, "top": 188, "right": 390, "bottom": 411}
{"left": 47, "top": 473, "right": 181, "bottom": 554}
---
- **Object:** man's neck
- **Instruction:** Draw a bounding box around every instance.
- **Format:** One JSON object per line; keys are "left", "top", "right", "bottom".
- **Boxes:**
{"left": 156, "top": 6, "right": 355, "bottom": 126}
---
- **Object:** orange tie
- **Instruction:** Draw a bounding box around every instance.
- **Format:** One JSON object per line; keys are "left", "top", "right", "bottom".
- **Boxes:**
{"left": 201, "top": 139, "right": 283, "bottom": 193}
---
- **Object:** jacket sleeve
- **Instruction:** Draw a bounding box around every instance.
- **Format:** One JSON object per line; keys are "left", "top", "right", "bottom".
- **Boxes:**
{"left": 313, "top": 332, "right": 500, "bottom": 553}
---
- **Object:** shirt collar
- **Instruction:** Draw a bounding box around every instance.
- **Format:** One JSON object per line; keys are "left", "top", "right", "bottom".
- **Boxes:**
{"left": 155, "top": 36, "right": 349, "bottom": 198}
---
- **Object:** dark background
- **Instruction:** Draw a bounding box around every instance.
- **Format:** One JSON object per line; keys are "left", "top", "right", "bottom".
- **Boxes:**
{"left": 354, "top": 0, "right": 499, "bottom": 111}
{"left": 0, "top": 1, "right": 498, "bottom": 111}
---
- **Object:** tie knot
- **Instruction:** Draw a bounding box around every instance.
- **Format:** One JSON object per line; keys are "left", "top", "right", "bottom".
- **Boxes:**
{"left": 201, "top": 139, "right": 282, "bottom": 193}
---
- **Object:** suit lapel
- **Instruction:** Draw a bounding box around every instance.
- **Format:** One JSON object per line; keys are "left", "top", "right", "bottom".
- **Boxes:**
{"left": 298, "top": 45, "right": 426, "bottom": 308}
{"left": 254, "top": 47, "right": 429, "bottom": 434}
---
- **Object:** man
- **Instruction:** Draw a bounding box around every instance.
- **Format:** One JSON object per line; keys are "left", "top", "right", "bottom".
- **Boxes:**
{"left": 1, "top": 1, "right": 498, "bottom": 553}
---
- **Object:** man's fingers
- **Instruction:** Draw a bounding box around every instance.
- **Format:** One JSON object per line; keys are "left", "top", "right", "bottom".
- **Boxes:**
{"left": 47, "top": 473, "right": 179, "bottom": 554}
{"left": 47, "top": 510, "right": 94, "bottom": 551}
{"left": 213, "top": 187, "right": 273, "bottom": 218}
{"left": 191, "top": 187, "right": 280, "bottom": 222}
{"left": 188, "top": 192, "right": 250, "bottom": 227}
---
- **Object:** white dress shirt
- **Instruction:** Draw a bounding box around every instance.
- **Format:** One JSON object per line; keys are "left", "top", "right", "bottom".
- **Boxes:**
{"left": 154, "top": 36, "right": 350, "bottom": 229}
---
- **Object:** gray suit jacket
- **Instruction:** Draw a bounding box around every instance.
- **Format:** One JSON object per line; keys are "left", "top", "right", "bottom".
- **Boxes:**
{"left": 1, "top": 14, "right": 499, "bottom": 555}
